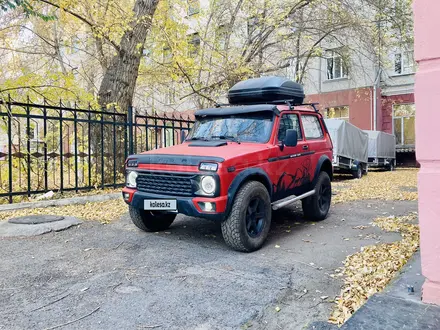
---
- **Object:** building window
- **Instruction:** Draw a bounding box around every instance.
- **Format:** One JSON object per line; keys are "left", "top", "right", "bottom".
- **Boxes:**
{"left": 28, "top": 126, "right": 36, "bottom": 140}
{"left": 326, "top": 49, "right": 348, "bottom": 80}
{"left": 393, "top": 103, "right": 415, "bottom": 146}
{"left": 394, "top": 50, "right": 415, "bottom": 74}
{"left": 165, "top": 87, "right": 176, "bottom": 105}
{"left": 188, "top": 0, "right": 200, "bottom": 16}
{"left": 247, "top": 16, "right": 260, "bottom": 39}
{"left": 163, "top": 47, "right": 172, "bottom": 64}
{"left": 216, "top": 25, "right": 228, "bottom": 50}
{"left": 323, "top": 106, "right": 349, "bottom": 121}
{"left": 188, "top": 33, "right": 200, "bottom": 57}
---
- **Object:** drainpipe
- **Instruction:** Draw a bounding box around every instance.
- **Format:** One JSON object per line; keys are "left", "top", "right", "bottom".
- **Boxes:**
{"left": 373, "top": 68, "right": 381, "bottom": 131}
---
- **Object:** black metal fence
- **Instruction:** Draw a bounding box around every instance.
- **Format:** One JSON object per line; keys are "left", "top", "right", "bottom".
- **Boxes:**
{"left": 0, "top": 97, "right": 194, "bottom": 203}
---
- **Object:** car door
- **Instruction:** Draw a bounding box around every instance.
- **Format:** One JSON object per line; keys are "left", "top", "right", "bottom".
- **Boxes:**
{"left": 299, "top": 113, "right": 327, "bottom": 183}
{"left": 272, "top": 112, "right": 310, "bottom": 201}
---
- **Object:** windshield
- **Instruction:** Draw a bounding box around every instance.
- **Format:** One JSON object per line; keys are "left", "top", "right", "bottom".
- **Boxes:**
{"left": 187, "top": 113, "right": 274, "bottom": 143}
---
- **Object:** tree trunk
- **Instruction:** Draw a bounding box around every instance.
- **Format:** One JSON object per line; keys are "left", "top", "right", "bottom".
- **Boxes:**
{"left": 94, "top": 0, "right": 159, "bottom": 185}
{"left": 98, "top": 0, "right": 160, "bottom": 111}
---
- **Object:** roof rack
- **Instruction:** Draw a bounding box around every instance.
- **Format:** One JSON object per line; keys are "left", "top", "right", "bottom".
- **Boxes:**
{"left": 213, "top": 101, "right": 320, "bottom": 112}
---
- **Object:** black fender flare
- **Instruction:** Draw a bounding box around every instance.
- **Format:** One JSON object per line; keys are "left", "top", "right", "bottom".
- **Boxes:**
{"left": 224, "top": 168, "right": 273, "bottom": 219}
{"left": 313, "top": 155, "right": 333, "bottom": 186}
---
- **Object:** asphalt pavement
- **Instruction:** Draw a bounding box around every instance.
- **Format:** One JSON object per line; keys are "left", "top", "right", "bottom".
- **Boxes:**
{"left": 0, "top": 199, "right": 417, "bottom": 330}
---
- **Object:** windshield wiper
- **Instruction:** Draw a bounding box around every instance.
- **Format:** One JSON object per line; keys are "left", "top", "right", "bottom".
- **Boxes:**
{"left": 210, "top": 135, "right": 241, "bottom": 144}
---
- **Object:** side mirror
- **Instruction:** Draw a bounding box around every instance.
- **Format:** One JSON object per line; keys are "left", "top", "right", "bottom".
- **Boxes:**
{"left": 284, "top": 129, "right": 298, "bottom": 147}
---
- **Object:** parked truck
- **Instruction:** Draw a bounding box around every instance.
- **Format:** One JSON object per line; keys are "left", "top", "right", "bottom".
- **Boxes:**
{"left": 325, "top": 119, "right": 369, "bottom": 179}
{"left": 364, "top": 130, "right": 396, "bottom": 171}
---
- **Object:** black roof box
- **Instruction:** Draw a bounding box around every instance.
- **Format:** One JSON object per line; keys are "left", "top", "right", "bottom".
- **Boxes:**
{"left": 228, "top": 76, "right": 305, "bottom": 106}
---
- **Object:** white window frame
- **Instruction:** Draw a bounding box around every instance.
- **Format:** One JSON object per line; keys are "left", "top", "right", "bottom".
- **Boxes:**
{"left": 392, "top": 103, "right": 415, "bottom": 146}
{"left": 394, "top": 49, "right": 415, "bottom": 75}
{"left": 325, "top": 49, "right": 348, "bottom": 80}
{"left": 323, "top": 106, "right": 349, "bottom": 121}
{"left": 165, "top": 87, "right": 176, "bottom": 105}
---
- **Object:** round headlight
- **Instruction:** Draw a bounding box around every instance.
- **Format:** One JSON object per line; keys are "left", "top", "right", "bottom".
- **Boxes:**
{"left": 126, "top": 171, "right": 138, "bottom": 188}
{"left": 201, "top": 176, "right": 216, "bottom": 195}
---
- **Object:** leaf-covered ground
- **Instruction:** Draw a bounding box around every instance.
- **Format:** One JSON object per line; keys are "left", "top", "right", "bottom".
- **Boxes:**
{"left": 0, "top": 199, "right": 127, "bottom": 224}
{"left": 329, "top": 213, "right": 420, "bottom": 325}
{"left": 332, "top": 168, "right": 418, "bottom": 204}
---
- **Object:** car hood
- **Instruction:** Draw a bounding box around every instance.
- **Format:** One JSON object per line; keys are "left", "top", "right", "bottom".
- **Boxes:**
{"left": 139, "top": 142, "right": 271, "bottom": 163}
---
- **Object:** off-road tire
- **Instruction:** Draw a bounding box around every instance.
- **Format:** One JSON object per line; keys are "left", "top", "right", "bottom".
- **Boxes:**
{"left": 352, "top": 165, "right": 363, "bottom": 179}
{"left": 302, "top": 171, "right": 332, "bottom": 221}
{"left": 221, "top": 181, "right": 271, "bottom": 252}
{"left": 129, "top": 206, "right": 176, "bottom": 232}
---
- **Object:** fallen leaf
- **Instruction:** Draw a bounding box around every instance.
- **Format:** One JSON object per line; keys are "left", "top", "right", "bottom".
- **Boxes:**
{"left": 329, "top": 213, "right": 419, "bottom": 326}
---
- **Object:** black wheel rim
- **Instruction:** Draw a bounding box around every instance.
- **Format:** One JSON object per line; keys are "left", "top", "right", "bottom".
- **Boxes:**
{"left": 246, "top": 197, "right": 266, "bottom": 238}
{"left": 318, "top": 182, "right": 331, "bottom": 212}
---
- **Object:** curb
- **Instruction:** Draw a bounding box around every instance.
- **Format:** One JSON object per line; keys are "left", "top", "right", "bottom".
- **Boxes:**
{"left": 0, "top": 193, "right": 122, "bottom": 212}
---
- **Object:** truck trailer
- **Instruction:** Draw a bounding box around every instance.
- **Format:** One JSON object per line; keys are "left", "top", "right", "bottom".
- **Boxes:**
{"left": 364, "top": 130, "right": 396, "bottom": 171}
{"left": 325, "top": 119, "right": 369, "bottom": 179}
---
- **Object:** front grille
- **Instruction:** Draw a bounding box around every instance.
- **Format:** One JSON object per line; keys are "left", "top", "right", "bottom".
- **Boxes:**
{"left": 137, "top": 171, "right": 195, "bottom": 197}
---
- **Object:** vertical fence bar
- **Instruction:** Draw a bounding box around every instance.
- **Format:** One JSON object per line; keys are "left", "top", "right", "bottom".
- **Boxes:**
{"left": 133, "top": 110, "right": 137, "bottom": 154}
{"left": 128, "top": 105, "right": 134, "bottom": 156}
{"left": 172, "top": 114, "right": 175, "bottom": 145}
{"left": 59, "top": 101, "right": 64, "bottom": 193}
{"left": 145, "top": 117, "right": 149, "bottom": 151}
{"left": 26, "top": 97, "right": 31, "bottom": 197}
{"left": 100, "top": 111, "right": 104, "bottom": 188}
{"left": 163, "top": 116, "right": 167, "bottom": 148}
{"left": 154, "top": 115, "right": 158, "bottom": 149}
{"left": 87, "top": 104, "right": 92, "bottom": 188}
{"left": 7, "top": 95, "right": 13, "bottom": 203}
{"left": 74, "top": 103, "right": 78, "bottom": 192}
{"left": 179, "top": 115, "right": 183, "bottom": 143}
{"left": 113, "top": 111, "right": 117, "bottom": 187}
{"left": 43, "top": 100, "right": 48, "bottom": 191}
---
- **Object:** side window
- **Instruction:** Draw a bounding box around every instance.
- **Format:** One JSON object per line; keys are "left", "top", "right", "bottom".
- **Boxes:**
{"left": 278, "top": 114, "right": 302, "bottom": 142}
{"left": 301, "top": 115, "right": 324, "bottom": 139}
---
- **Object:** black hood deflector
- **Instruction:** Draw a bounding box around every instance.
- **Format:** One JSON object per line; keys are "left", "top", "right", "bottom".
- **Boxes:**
{"left": 188, "top": 141, "right": 228, "bottom": 147}
{"left": 127, "top": 154, "right": 225, "bottom": 166}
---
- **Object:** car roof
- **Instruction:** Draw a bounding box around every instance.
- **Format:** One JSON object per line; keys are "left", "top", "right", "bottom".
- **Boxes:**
{"left": 194, "top": 104, "right": 318, "bottom": 118}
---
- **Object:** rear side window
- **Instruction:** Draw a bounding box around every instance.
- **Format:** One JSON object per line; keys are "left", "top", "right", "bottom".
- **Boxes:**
{"left": 278, "top": 114, "right": 302, "bottom": 141}
{"left": 301, "top": 115, "right": 323, "bottom": 139}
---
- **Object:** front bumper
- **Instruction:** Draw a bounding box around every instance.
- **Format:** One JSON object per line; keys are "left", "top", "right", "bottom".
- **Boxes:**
{"left": 122, "top": 188, "right": 228, "bottom": 221}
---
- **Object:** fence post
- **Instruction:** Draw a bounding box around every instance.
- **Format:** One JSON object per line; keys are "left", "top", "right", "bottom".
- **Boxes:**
{"left": 7, "top": 95, "right": 13, "bottom": 203}
{"left": 128, "top": 105, "right": 134, "bottom": 156}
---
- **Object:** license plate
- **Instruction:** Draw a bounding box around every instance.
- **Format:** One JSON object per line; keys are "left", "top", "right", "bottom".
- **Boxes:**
{"left": 144, "top": 199, "right": 177, "bottom": 211}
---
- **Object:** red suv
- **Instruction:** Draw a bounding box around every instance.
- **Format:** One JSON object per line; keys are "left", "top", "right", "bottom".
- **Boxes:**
{"left": 122, "top": 77, "right": 333, "bottom": 252}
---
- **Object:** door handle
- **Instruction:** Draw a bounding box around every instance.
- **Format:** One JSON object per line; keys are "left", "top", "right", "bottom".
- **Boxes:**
{"left": 302, "top": 145, "right": 309, "bottom": 150}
